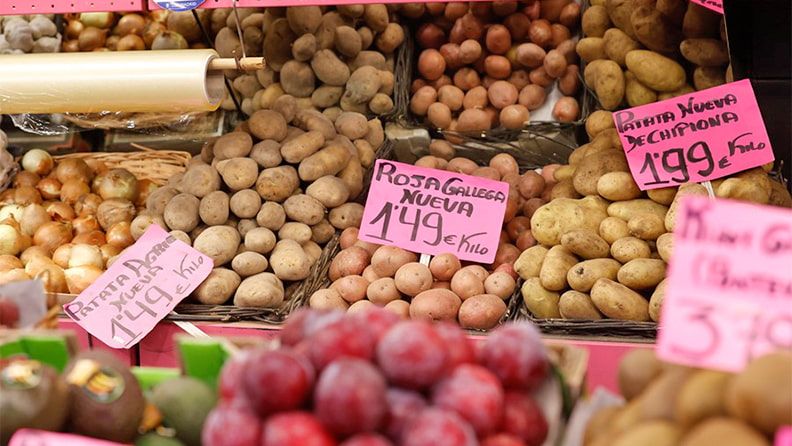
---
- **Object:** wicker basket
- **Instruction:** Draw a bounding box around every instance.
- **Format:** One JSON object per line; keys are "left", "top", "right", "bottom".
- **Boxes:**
{"left": 53, "top": 148, "right": 191, "bottom": 186}
{"left": 63, "top": 111, "right": 210, "bottom": 131}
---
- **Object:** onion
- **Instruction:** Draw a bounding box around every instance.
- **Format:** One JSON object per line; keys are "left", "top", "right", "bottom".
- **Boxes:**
{"left": 99, "top": 244, "right": 121, "bottom": 264}
{"left": 53, "top": 244, "right": 74, "bottom": 268}
{"left": 150, "top": 10, "right": 170, "bottom": 23}
{"left": 20, "top": 246, "right": 50, "bottom": 266}
{"left": 74, "top": 193, "right": 102, "bottom": 217}
{"left": 13, "top": 171, "right": 40, "bottom": 188}
{"left": 95, "top": 168, "right": 138, "bottom": 201}
{"left": 83, "top": 159, "right": 107, "bottom": 175}
{"left": 151, "top": 31, "right": 188, "bottom": 50}
{"left": 0, "top": 255, "right": 23, "bottom": 272}
{"left": 14, "top": 186, "right": 42, "bottom": 206}
{"left": 116, "top": 13, "right": 146, "bottom": 36}
{"left": 106, "top": 221, "right": 134, "bottom": 248}
{"left": 21, "top": 149, "right": 54, "bottom": 176}
{"left": 105, "top": 35, "right": 120, "bottom": 50}
{"left": 134, "top": 179, "right": 157, "bottom": 207}
{"left": 72, "top": 230, "right": 106, "bottom": 247}
{"left": 25, "top": 257, "right": 67, "bottom": 293}
{"left": 65, "top": 266, "right": 104, "bottom": 294}
{"left": 46, "top": 202, "right": 76, "bottom": 222}
{"left": 20, "top": 204, "right": 50, "bottom": 237}
{"left": 142, "top": 21, "right": 166, "bottom": 48}
{"left": 0, "top": 269, "right": 31, "bottom": 285}
{"left": 68, "top": 244, "right": 104, "bottom": 269}
{"left": 62, "top": 40, "right": 80, "bottom": 52}
{"left": 0, "top": 204, "right": 25, "bottom": 223}
{"left": 0, "top": 190, "right": 15, "bottom": 205}
{"left": 79, "top": 12, "right": 115, "bottom": 29}
{"left": 78, "top": 27, "right": 108, "bottom": 51}
{"left": 34, "top": 221, "right": 73, "bottom": 254}
{"left": 0, "top": 225, "right": 22, "bottom": 256}
{"left": 55, "top": 158, "right": 93, "bottom": 185}
{"left": 93, "top": 48, "right": 111, "bottom": 52}
{"left": 73, "top": 215, "right": 100, "bottom": 235}
{"left": 60, "top": 180, "right": 90, "bottom": 205}
{"left": 117, "top": 34, "right": 145, "bottom": 51}
{"left": 18, "top": 233, "right": 32, "bottom": 252}
{"left": 36, "top": 178, "right": 62, "bottom": 200}
{"left": 97, "top": 198, "right": 135, "bottom": 231}
{"left": 65, "top": 19, "right": 85, "bottom": 39}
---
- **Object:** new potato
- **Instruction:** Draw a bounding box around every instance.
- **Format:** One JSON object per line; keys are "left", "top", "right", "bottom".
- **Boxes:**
{"left": 591, "top": 278, "right": 650, "bottom": 321}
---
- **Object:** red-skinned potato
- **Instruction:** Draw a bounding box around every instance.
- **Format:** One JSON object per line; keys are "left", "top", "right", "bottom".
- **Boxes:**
{"left": 541, "top": 0, "right": 573, "bottom": 22}
{"left": 370, "top": 245, "right": 417, "bottom": 277}
{"left": 440, "top": 43, "right": 464, "bottom": 69}
{"left": 487, "top": 81, "right": 519, "bottom": 109}
{"left": 418, "top": 49, "right": 446, "bottom": 80}
{"left": 458, "top": 12, "right": 484, "bottom": 41}
{"left": 485, "top": 24, "right": 512, "bottom": 55}
{"left": 457, "top": 109, "right": 492, "bottom": 132}
{"left": 470, "top": 2, "right": 492, "bottom": 19}
{"left": 519, "top": 84, "right": 547, "bottom": 110}
{"left": 450, "top": 269, "right": 485, "bottom": 300}
{"left": 516, "top": 43, "right": 546, "bottom": 68}
{"left": 524, "top": 2, "right": 540, "bottom": 20}
{"left": 519, "top": 171, "right": 546, "bottom": 199}
{"left": 495, "top": 262, "right": 518, "bottom": 280}
{"left": 429, "top": 253, "right": 462, "bottom": 281}
{"left": 504, "top": 188, "right": 520, "bottom": 221}
{"left": 522, "top": 197, "right": 547, "bottom": 217}
{"left": 453, "top": 67, "right": 481, "bottom": 91}
{"left": 410, "top": 86, "right": 438, "bottom": 116}
{"left": 556, "top": 39, "right": 577, "bottom": 64}
{"left": 484, "top": 55, "right": 512, "bottom": 79}
{"left": 516, "top": 231, "right": 538, "bottom": 250}
{"left": 411, "top": 78, "right": 427, "bottom": 94}
{"left": 492, "top": 0, "right": 518, "bottom": 17}
{"left": 483, "top": 106, "right": 499, "bottom": 128}
{"left": 506, "top": 216, "right": 532, "bottom": 240}
{"left": 473, "top": 166, "right": 501, "bottom": 181}
{"left": 559, "top": 2, "right": 581, "bottom": 28}
{"left": 427, "top": 102, "right": 453, "bottom": 129}
{"left": 425, "top": 2, "right": 445, "bottom": 16}
{"left": 444, "top": 2, "right": 469, "bottom": 21}
{"left": 553, "top": 96, "right": 580, "bottom": 122}
{"left": 490, "top": 153, "right": 519, "bottom": 178}
{"left": 462, "top": 86, "right": 489, "bottom": 109}
{"left": 438, "top": 85, "right": 465, "bottom": 111}
{"left": 503, "top": 13, "right": 531, "bottom": 40}
{"left": 529, "top": 66, "right": 554, "bottom": 87}
{"left": 499, "top": 105, "right": 530, "bottom": 129}
{"left": 339, "top": 227, "right": 360, "bottom": 249}
{"left": 507, "top": 70, "right": 531, "bottom": 90}
{"left": 447, "top": 157, "right": 478, "bottom": 174}
{"left": 529, "top": 19, "right": 553, "bottom": 48}
{"left": 551, "top": 24, "right": 571, "bottom": 47}
{"left": 492, "top": 243, "right": 520, "bottom": 269}
{"left": 429, "top": 75, "right": 453, "bottom": 90}
{"left": 544, "top": 49, "right": 568, "bottom": 78}
{"left": 459, "top": 39, "right": 482, "bottom": 64}
{"left": 559, "top": 65, "right": 581, "bottom": 95}
{"left": 417, "top": 23, "right": 446, "bottom": 49}
{"left": 329, "top": 246, "right": 371, "bottom": 281}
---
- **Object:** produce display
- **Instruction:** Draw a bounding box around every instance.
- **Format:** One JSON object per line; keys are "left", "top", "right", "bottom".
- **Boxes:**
{"left": 577, "top": 0, "right": 730, "bottom": 109}
{"left": 408, "top": 0, "right": 583, "bottom": 131}
{"left": 144, "top": 108, "right": 383, "bottom": 308}
{"left": 203, "top": 308, "right": 551, "bottom": 446}
{"left": 584, "top": 349, "right": 791, "bottom": 446}
{"left": 217, "top": 6, "right": 403, "bottom": 117}
{"left": 0, "top": 15, "right": 61, "bottom": 54}
{"left": 0, "top": 150, "right": 152, "bottom": 295}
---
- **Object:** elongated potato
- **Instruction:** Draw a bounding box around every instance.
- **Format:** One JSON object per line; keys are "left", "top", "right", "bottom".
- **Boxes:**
{"left": 618, "top": 258, "right": 666, "bottom": 289}
{"left": 600, "top": 216, "right": 630, "bottom": 244}
{"left": 567, "top": 258, "right": 622, "bottom": 292}
{"left": 647, "top": 187, "right": 678, "bottom": 206}
{"left": 627, "top": 213, "right": 666, "bottom": 241}
{"left": 559, "top": 290, "right": 602, "bottom": 320}
{"left": 649, "top": 278, "right": 666, "bottom": 322}
{"left": 625, "top": 50, "right": 686, "bottom": 92}
{"left": 603, "top": 28, "right": 640, "bottom": 66}
{"left": 297, "top": 144, "right": 351, "bottom": 181}
{"left": 656, "top": 233, "right": 673, "bottom": 262}
{"left": 591, "top": 278, "right": 650, "bottom": 321}
{"left": 597, "top": 171, "right": 641, "bottom": 201}
{"left": 561, "top": 229, "right": 610, "bottom": 259}
{"left": 625, "top": 71, "right": 658, "bottom": 107}
{"left": 576, "top": 37, "right": 607, "bottom": 62}
{"left": 608, "top": 199, "right": 669, "bottom": 222}
{"left": 589, "top": 60, "right": 625, "bottom": 110}
{"left": 531, "top": 196, "right": 609, "bottom": 245}
{"left": 280, "top": 130, "right": 325, "bottom": 163}
{"left": 611, "top": 236, "right": 651, "bottom": 263}
{"left": 514, "top": 245, "right": 549, "bottom": 279}
{"left": 521, "top": 277, "right": 561, "bottom": 319}
{"left": 665, "top": 183, "right": 708, "bottom": 231}
{"left": 539, "top": 245, "right": 579, "bottom": 291}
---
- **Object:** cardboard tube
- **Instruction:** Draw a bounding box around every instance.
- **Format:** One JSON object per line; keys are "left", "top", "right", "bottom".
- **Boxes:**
{"left": 0, "top": 49, "right": 225, "bottom": 114}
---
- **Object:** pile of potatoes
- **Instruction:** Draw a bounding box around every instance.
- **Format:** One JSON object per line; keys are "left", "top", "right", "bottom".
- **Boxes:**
{"left": 584, "top": 349, "right": 791, "bottom": 446}
{"left": 408, "top": 0, "right": 583, "bottom": 132}
{"left": 515, "top": 111, "right": 792, "bottom": 322}
{"left": 136, "top": 107, "right": 384, "bottom": 309}
{"left": 0, "top": 15, "right": 60, "bottom": 54}
{"left": 216, "top": 6, "right": 403, "bottom": 117}
{"left": 577, "top": 0, "right": 731, "bottom": 110}
{"left": 309, "top": 228, "right": 517, "bottom": 330}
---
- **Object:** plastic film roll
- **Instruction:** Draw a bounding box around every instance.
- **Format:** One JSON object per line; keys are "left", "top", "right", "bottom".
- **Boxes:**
{"left": 0, "top": 49, "right": 225, "bottom": 114}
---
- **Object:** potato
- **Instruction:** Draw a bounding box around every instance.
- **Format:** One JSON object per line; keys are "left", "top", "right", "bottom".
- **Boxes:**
{"left": 625, "top": 71, "right": 658, "bottom": 107}
{"left": 193, "top": 225, "right": 241, "bottom": 266}
{"left": 625, "top": 50, "right": 686, "bottom": 92}
{"left": 539, "top": 245, "right": 578, "bottom": 291}
{"left": 249, "top": 140, "right": 283, "bottom": 168}
{"left": 609, "top": 199, "right": 669, "bottom": 222}
{"left": 179, "top": 164, "right": 221, "bottom": 198}
{"left": 249, "top": 110, "right": 288, "bottom": 141}
{"left": 329, "top": 203, "right": 364, "bottom": 230}
{"left": 232, "top": 251, "right": 268, "bottom": 277}
{"left": 582, "top": 5, "right": 611, "bottom": 37}
{"left": 371, "top": 246, "right": 417, "bottom": 277}
{"left": 376, "top": 23, "right": 405, "bottom": 53}
{"left": 682, "top": 2, "right": 721, "bottom": 38}
{"left": 256, "top": 202, "right": 286, "bottom": 231}
{"left": 611, "top": 236, "right": 651, "bottom": 263}
{"left": 576, "top": 37, "right": 607, "bottom": 62}
{"left": 605, "top": 0, "right": 638, "bottom": 38}
{"left": 617, "top": 258, "right": 666, "bottom": 289}
{"left": 484, "top": 271, "right": 516, "bottom": 299}
{"left": 680, "top": 38, "right": 729, "bottom": 67}
{"left": 567, "top": 258, "right": 622, "bottom": 293}
{"left": 364, "top": 277, "right": 398, "bottom": 305}
{"left": 213, "top": 132, "right": 253, "bottom": 160}
{"left": 573, "top": 150, "right": 630, "bottom": 196}
{"left": 559, "top": 290, "right": 602, "bottom": 320}
{"left": 244, "top": 227, "right": 276, "bottom": 255}
{"left": 665, "top": 183, "right": 708, "bottom": 231}
{"left": 591, "top": 278, "right": 650, "bottom": 321}
{"left": 298, "top": 145, "right": 351, "bottom": 181}
{"left": 600, "top": 216, "right": 631, "bottom": 244}
{"left": 309, "top": 288, "right": 349, "bottom": 311}
{"left": 656, "top": 233, "right": 673, "bottom": 262}
{"left": 393, "top": 262, "right": 433, "bottom": 297}
{"left": 333, "top": 25, "right": 362, "bottom": 58}
{"left": 310, "top": 49, "right": 350, "bottom": 86}
{"left": 649, "top": 278, "right": 666, "bottom": 322}
{"left": 302, "top": 176, "right": 349, "bottom": 209}
{"left": 164, "top": 193, "right": 200, "bottom": 233}
{"left": 410, "top": 289, "right": 462, "bottom": 322}
{"left": 585, "top": 111, "right": 615, "bottom": 140}
{"left": 292, "top": 33, "right": 317, "bottom": 61}
{"left": 279, "top": 61, "right": 316, "bottom": 98}
{"left": 647, "top": 187, "right": 678, "bottom": 206}
{"left": 596, "top": 172, "right": 641, "bottom": 202}
{"left": 282, "top": 194, "right": 325, "bottom": 226}
{"left": 531, "top": 196, "right": 609, "bottom": 245}
{"left": 521, "top": 277, "right": 561, "bottom": 319}
{"left": 628, "top": 214, "right": 665, "bottom": 240}
{"left": 229, "top": 189, "right": 261, "bottom": 219}
{"left": 561, "top": 229, "right": 611, "bottom": 260}
{"left": 278, "top": 222, "right": 312, "bottom": 243}
{"left": 280, "top": 131, "right": 325, "bottom": 164}
{"left": 459, "top": 294, "right": 507, "bottom": 330}
{"left": 586, "top": 60, "right": 625, "bottom": 111}
{"left": 450, "top": 269, "right": 485, "bottom": 300}
{"left": 270, "top": 239, "right": 312, "bottom": 281}
{"left": 631, "top": 6, "right": 682, "bottom": 54}
{"left": 330, "top": 275, "right": 368, "bottom": 304}
{"left": 194, "top": 267, "right": 240, "bottom": 305}
{"left": 603, "top": 28, "right": 640, "bottom": 67}
{"left": 693, "top": 66, "right": 726, "bottom": 90}
{"left": 429, "top": 253, "right": 462, "bottom": 281}
{"left": 232, "top": 272, "right": 283, "bottom": 308}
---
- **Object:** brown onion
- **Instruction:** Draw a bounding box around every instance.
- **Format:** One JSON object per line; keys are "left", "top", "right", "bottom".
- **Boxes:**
{"left": 33, "top": 221, "right": 73, "bottom": 254}
{"left": 149, "top": 9, "right": 170, "bottom": 23}
{"left": 134, "top": 179, "right": 157, "bottom": 208}
{"left": 78, "top": 27, "right": 108, "bottom": 51}
{"left": 106, "top": 221, "right": 134, "bottom": 248}
{"left": 99, "top": 244, "right": 121, "bottom": 265}
{"left": 0, "top": 255, "right": 23, "bottom": 272}
{"left": 20, "top": 246, "right": 49, "bottom": 266}
{"left": 116, "top": 13, "right": 146, "bottom": 36}
{"left": 21, "top": 149, "right": 54, "bottom": 176}
{"left": 0, "top": 190, "right": 14, "bottom": 205}
{"left": 74, "top": 193, "right": 102, "bottom": 217}
{"left": 20, "top": 204, "right": 50, "bottom": 237}
{"left": 65, "top": 265, "right": 103, "bottom": 294}
{"left": 72, "top": 230, "right": 106, "bottom": 247}
{"left": 0, "top": 224, "right": 22, "bottom": 256}
{"left": 142, "top": 21, "right": 166, "bottom": 48}
{"left": 52, "top": 244, "right": 74, "bottom": 268}
{"left": 25, "top": 256, "right": 67, "bottom": 293}
{"left": 0, "top": 204, "right": 24, "bottom": 223}
{"left": 46, "top": 202, "right": 76, "bottom": 222}
{"left": 60, "top": 180, "right": 90, "bottom": 204}
{"left": 117, "top": 34, "right": 145, "bottom": 51}
{"left": 84, "top": 159, "right": 108, "bottom": 175}
{"left": 79, "top": 12, "right": 115, "bottom": 29}
{"left": 105, "top": 34, "right": 120, "bottom": 50}
{"left": 14, "top": 186, "right": 42, "bottom": 206}
{"left": 65, "top": 19, "right": 85, "bottom": 39}
{"left": 68, "top": 244, "right": 104, "bottom": 269}
{"left": 55, "top": 158, "right": 93, "bottom": 184}
{"left": 13, "top": 171, "right": 40, "bottom": 188}
{"left": 36, "top": 178, "right": 62, "bottom": 200}
{"left": 94, "top": 168, "right": 138, "bottom": 201}
{"left": 151, "top": 31, "right": 188, "bottom": 50}
{"left": 73, "top": 215, "right": 100, "bottom": 235}
{"left": 97, "top": 198, "right": 135, "bottom": 231}
{"left": 62, "top": 40, "right": 80, "bottom": 52}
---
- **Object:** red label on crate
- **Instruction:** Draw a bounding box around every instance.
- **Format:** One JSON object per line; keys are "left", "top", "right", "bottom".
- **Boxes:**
{"left": 63, "top": 225, "right": 212, "bottom": 349}
{"left": 690, "top": 0, "right": 723, "bottom": 14}
{"left": 614, "top": 79, "right": 774, "bottom": 190}
{"left": 358, "top": 160, "right": 509, "bottom": 264}
{"left": 9, "top": 429, "right": 127, "bottom": 446}
{"left": 657, "top": 196, "right": 792, "bottom": 372}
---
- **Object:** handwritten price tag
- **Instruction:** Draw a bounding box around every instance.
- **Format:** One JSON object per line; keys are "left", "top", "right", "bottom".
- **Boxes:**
{"left": 358, "top": 160, "right": 509, "bottom": 264}
{"left": 657, "top": 196, "right": 792, "bottom": 372}
{"left": 63, "top": 225, "right": 212, "bottom": 349}
{"left": 690, "top": 0, "right": 723, "bottom": 14}
{"left": 615, "top": 79, "right": 774, "bottom": 190}
{"left": 9, "top": 429, "right": 127, "bottom": 446}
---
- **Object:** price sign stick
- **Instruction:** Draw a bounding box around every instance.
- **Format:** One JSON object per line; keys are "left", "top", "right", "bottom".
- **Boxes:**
{"left": 419, "top": 253, "right": 432, "bottom": 266}
{"left": 171, "top": 313, "right": 241, "bottom": 355}
{"left": 702, "top": 180, "right": 716, "bottom": 198}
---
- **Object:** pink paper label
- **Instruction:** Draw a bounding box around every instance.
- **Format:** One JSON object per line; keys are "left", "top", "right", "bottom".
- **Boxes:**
{"left": 63, "top": 225, "right": 212, "bottom": 349}
{"left": 358, "top": 160, "right": 509, "bottom": 264}
{"left": 777, "top": 427, "right": 792, "bottom": 446}
{"left": 657, "top": 196, "right": 792, "bottom": 372}
{"left": 9, "top": 429, "right": 127, "bottom": 446}
{"left": 615, "top": 79, "right": 774, "bottom": 190}
{"left": 690, "top": 0, "right": 723, "bottom": 14}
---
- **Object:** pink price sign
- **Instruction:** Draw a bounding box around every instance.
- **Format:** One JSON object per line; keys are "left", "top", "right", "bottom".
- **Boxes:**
{"left": 615, "top": 79, "right": 774, "bottom": 190}
{"left": 690, "top": 0, "right": 723, "bottom": 14}
{"left": 63, "top": 225, "right": 212, "bottom": 349}
{"left": 9, "top": 429, "right": 127, "bottom": 446}
{"left": 778, "top": 427, "right": 792, "bottom": 446}
{"left": 657, "top": 196, "right": 792, "bottom": 372}
{"left": 358, "top": 160, "right": 509, "bottom": 264}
